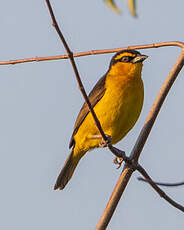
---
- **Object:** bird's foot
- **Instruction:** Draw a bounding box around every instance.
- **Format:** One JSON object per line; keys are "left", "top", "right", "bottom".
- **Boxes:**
{"left": 91, "top": 134, "right": 111, "bottom": 147}
{"left": 99, "top": 134, "right": 111, "bottom": 148}
{"left": 113, "top": 156, "right": 124, "bottom": 169}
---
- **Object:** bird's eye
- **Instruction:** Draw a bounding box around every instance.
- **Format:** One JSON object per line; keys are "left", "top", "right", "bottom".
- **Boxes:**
{"left": 120, "top": 56, "right": 131, "bottom": 62}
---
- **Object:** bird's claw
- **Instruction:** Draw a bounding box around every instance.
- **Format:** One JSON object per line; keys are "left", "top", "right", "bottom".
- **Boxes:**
{"left": 99, "top": 134, "right": 111, "bottom": 148}
{"left": 113, "top": 157, "right": 124, "bottom": 169}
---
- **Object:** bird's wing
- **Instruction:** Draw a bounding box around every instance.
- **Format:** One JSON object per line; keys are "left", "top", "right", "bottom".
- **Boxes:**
{"left": 69, "top": 74, "right": 107, "bottom": 148}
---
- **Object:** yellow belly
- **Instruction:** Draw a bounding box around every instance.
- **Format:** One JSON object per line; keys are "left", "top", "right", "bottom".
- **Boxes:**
{"left": 73, "top": 76, "right": 144, "bottom": 155}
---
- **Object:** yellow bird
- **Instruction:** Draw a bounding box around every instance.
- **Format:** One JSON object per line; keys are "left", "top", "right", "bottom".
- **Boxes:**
{"left": 54, "top": 50, "right": 148, "bottom": 190}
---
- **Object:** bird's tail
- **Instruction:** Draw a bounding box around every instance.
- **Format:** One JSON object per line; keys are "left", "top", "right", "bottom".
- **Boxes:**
{"left": 54, "top": 148, "right": 83, "bottom": 190}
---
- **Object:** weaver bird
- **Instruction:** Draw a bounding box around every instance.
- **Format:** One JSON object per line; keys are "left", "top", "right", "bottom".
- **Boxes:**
{"left": 54, "top": 50, "right": 148, "bottom": 190}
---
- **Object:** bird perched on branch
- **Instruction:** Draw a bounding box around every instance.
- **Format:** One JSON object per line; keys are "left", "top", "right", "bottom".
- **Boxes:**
{"left": 54, "top": 49, "right": 148, "bottom": 190}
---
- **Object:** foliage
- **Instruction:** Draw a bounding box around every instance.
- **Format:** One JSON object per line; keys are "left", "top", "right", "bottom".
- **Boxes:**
{"left": 104, "top": 0, "right": 137, "bottom": 17}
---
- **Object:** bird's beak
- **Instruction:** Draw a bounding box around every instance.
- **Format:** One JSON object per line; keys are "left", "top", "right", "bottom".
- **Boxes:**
{"left": 132, "top": 55, "right": 148, "bottom": 63}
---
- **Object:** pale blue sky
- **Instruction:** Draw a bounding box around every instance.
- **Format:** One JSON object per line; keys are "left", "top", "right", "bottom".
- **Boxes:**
{"left": 0, "top": 1, "right": 184, "bottom": 229}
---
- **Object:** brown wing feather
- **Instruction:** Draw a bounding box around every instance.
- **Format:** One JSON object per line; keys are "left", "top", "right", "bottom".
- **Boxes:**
{"left": 69, "top": 74, "right": 107, "bottom": 148}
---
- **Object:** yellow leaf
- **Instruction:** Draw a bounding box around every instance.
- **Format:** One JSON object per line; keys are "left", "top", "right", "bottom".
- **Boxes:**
{"left": 128, "top": 0, "right": 137, "bottom": 17}
{"left": 104, "top": 0, "right": 121, "bottom": 15}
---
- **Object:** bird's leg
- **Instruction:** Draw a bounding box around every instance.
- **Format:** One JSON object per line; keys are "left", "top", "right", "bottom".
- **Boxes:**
{"left": 91, "top": 135, "right": 125, "bottom": 168}
{"left": 91, "top": 134, "right": 111, "bottom": 148}
{"left": 99, "top": 135, "right": 111, "bottom": 147}
{"left": 108, "top": 145, "right": 127, "bottom": 169}
{"left": 100, "top": 134, "right": 111, "bottom": 147}
{"left": 91, "top": 135, "right": 102, "bottom": 139}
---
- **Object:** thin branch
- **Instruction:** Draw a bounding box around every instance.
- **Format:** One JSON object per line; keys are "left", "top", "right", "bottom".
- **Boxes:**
{"left": 45, "top": 0, "right": 108, "bottom": 144}
{"left": 137, "top": 165, "right": 184, "bottom": 212}
{"left": 95, "top": 49, "right": 184, "bottom": 230}
{"left": 129, "top": 48, "right": 184, "bottom": 163}
{"left": 102, "top": 146, "right": 184, "bottom": 212}
{"left": 0, "top": 41, "right": 184, "bottom": 65}
{"left": 137, "top": 177, "right": 184, "bottom": 187}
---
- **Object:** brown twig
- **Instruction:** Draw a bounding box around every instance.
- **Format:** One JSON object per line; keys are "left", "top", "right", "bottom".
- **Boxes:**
{"left": 137, "top": 165, "right": 184, "bottom": 212}
{"left": 107, "top": 144, "right": 184, "bottom": 214}
{"left": 45, "top": 0, "right": 108, "bottom": 145}
{"left": 130, "top": 49, "right": 184, "bottom": 162}
{"left": 0, "top": 41, "right": 184, "bottom": 65}
{"left": 138, "top": 177, "right": 184, "bottom": 187}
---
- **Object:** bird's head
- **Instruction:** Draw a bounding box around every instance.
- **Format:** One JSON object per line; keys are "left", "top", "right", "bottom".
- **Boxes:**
{"left": 109, "top": 50, "right": 148, "bottom": 77}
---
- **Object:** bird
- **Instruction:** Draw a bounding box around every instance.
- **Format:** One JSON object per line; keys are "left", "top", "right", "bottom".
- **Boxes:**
{"left": 54, "top": 49, "right": 148, "bottom": 190}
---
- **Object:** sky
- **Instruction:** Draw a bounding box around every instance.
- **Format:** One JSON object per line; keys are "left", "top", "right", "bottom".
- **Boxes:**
{"left": 0, "top": 0, "right": 184, "bottom": 229}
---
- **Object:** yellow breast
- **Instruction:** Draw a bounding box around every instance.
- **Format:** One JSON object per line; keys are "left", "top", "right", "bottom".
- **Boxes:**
{"left": 74, "top": 62, "right": 144, "bottom": 153}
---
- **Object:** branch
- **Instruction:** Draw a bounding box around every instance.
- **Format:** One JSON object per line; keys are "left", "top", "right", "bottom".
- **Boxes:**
{"left": 129, "top": 49, "right": 184, "bottom": 162}
{"left": 137, "top": 165, "right": 184, "bottom": 212}
{"left": 0, "top": 41, "right": 184, "bottom": 65}
{"left": 137, "top": 177, "right": 184, "bottom": 187}
{"left": 95, "top": 49, "right": 184, "bottom": 230}
{"left": 45, "top": 0, "right": 108, "bottom": 145}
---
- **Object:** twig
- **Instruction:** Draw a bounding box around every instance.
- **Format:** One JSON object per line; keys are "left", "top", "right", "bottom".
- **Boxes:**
{"left": 137, "top": 165, "right": 184, "bottom": 212}
{"left": 45, "top": 0, "right": 108, "bottom": 144}
{"left": 137, "top": 177, "right": 184, "bottom": 187}
{"left": 129, "top": 49, "right": 184, "bottom": 162}
{"left": 1, "top": 41, "right": 184, "bottom": 65}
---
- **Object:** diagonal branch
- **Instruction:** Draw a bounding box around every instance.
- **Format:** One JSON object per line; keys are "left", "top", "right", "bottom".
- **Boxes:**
{"left": 45, "top": 0, "right": 108, "bottom": 145}
{"left": 95, "top": 49, "right": 184, "bottom": 230}
{"left": 130, "top": 49, "right": 184, "bottom": 162}
{"left": 137, "top": 164, "right": 184, "bottom": 212}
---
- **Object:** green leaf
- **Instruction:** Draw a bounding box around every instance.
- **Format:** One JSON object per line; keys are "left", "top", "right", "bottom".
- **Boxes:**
{"left": 104, "top": 0, "right": 121, "bottom": 15}
{"left": 127, "top": 0, "right": 137, "bottom": 17}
